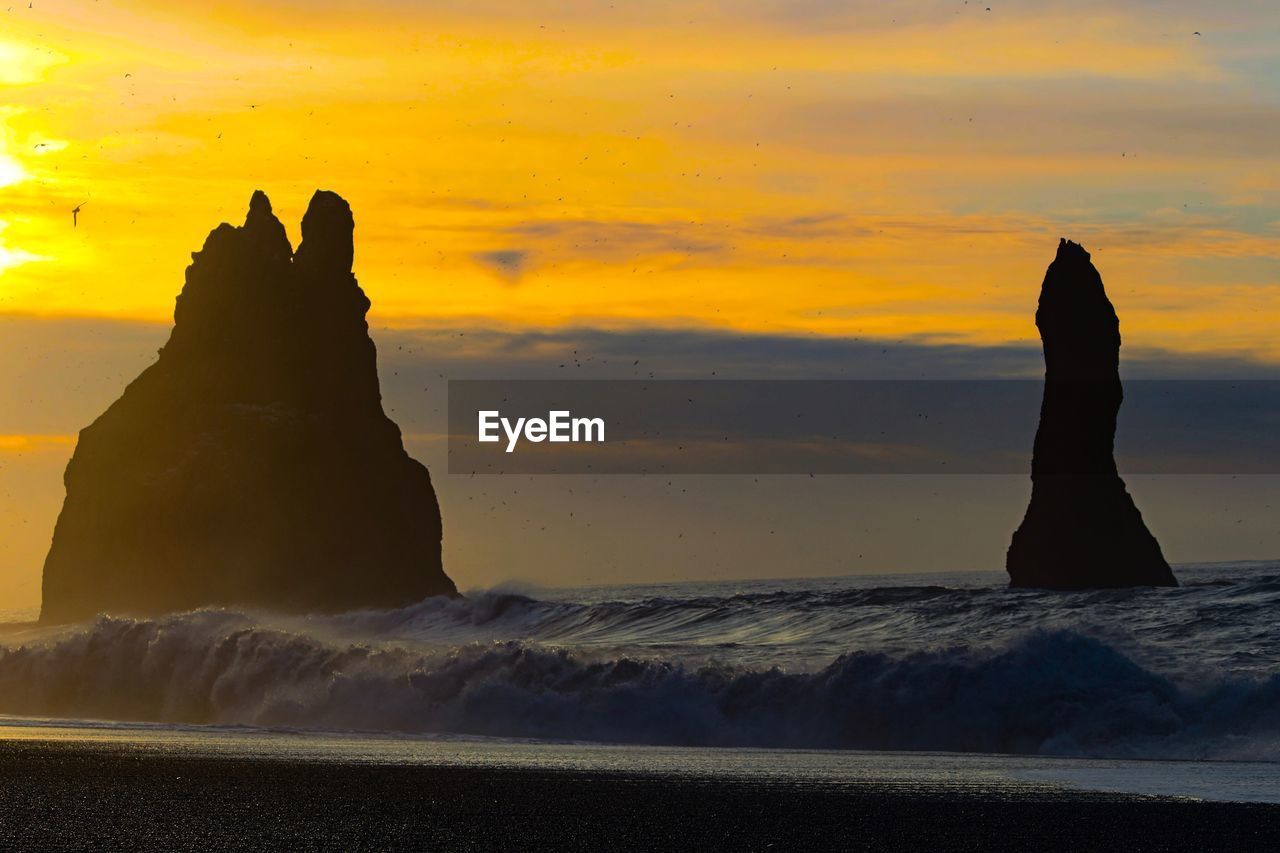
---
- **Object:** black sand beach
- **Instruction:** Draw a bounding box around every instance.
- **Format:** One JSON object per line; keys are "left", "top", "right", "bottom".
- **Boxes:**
{"left": 0, "top": 738, "right": 1277, "bottom": 852}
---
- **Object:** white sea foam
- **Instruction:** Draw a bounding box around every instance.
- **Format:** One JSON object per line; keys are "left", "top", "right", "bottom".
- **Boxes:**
{"left": 1, "top": 564, "right": 1277, "bottom": 759}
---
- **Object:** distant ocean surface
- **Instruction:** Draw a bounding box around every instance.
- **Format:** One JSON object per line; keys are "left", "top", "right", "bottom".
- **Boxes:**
{"left": 1, "top": 563, "right": 1279, "bottom": 763}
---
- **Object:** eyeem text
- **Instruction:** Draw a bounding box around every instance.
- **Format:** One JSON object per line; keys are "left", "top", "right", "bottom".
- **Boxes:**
{"left": 478, "top": 410, "right": 606, "bottom": 453}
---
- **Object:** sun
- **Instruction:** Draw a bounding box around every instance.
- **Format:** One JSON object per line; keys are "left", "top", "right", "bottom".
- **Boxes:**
{"left": 0, "top": 152, "right": 25, "bottom": 189}
{"left": 0, "top": 38, "right": 61, "bottom": 86}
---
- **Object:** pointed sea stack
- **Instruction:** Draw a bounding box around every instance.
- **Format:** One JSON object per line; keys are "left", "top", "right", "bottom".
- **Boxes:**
{"left": 1007, "top": 239, "right": 1177, "bottom": 589}
{"left": 40, "top": 190, "right": 455, "bottom": 622}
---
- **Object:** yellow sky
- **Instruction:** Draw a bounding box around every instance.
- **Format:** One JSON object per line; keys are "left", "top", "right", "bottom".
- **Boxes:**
{"left": 3, "top": 1, "right": 1280, "bottom": 609}
{"left": 0, "top": 0, "right": 1277, "bottom": 355}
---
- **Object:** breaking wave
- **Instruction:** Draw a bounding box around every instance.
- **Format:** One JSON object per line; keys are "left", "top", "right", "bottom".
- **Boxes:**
{"left": 2, "top": 566, "right": 1280, "bottom": 761}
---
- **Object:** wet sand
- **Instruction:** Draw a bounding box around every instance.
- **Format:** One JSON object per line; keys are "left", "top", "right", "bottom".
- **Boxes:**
{"left": 0, "top": 738, "right": 1277, "bottom": 851}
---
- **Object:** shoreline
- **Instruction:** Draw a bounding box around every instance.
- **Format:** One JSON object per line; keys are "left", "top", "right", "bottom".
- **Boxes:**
{"left": 1, "top": 736, "right": 1278, "bottom": 851}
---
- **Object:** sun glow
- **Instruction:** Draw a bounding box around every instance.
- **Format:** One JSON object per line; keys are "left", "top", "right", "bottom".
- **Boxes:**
{"left": 0, "top": 38, "right": 62, "bottom": 86}
{"left": 0, "top": 2, "right": 1272, "bottom": 355}
{"left": 0, "top": 220, "right": 42, "bottom": 275}
{"left": 0, "top": 154, "right": 23, "bottom": 189}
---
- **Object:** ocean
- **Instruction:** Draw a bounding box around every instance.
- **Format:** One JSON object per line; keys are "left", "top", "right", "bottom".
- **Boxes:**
{"left": 1, "top": 563, "right": 1278, "bottom": 803}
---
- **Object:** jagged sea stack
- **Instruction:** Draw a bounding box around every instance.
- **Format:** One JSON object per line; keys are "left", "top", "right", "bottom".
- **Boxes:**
{"left": 1007, "top": 239, "right": 1177, "bottom": 589}
{"left": 40, "top": 190, "right": 455, "bottom": 622}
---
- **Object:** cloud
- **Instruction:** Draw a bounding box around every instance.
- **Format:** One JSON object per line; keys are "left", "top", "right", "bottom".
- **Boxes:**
{"left": 374, "top": 323, "right": 1280, "bottom": 383}
{"left": 472, "top": 249, "right": 531, "bottom": 282}
{"left": 501, "top": 218, "right": 730, "bottom": 265}
{"left": 0, "top": 434, "right": 75, "bottom": 454}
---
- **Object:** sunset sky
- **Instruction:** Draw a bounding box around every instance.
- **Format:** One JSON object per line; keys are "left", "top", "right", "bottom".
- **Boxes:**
{"left": 2, "top": 0, "right": 1278, "bottom": 344}
{"left": 2, "top": 1, "right": 1279, "bottom": 609}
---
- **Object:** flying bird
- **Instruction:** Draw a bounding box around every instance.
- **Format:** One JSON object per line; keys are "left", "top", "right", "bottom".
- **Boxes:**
{"left": 71, "top": 202, "right": 86, "bottom": 227}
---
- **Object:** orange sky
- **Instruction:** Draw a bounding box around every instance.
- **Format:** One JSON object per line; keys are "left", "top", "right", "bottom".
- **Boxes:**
{"left": 2, "top": 1, "right": 1280, "bottom": 610}
{"left": 0, "top": 1, "right": 1276, "bottom": 354}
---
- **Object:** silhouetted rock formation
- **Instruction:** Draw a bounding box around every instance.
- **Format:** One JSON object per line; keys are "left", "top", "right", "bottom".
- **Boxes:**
{"left": 1007, "top": 239, "right": 1177, "bottom": 589}
{"left": 40, "top": 190, "right": 455, "bottom": 622}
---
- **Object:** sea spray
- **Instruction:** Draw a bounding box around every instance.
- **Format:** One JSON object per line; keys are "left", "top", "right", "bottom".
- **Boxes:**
{"left": 2, "top": 566, "right": 1280, "bottom": 760}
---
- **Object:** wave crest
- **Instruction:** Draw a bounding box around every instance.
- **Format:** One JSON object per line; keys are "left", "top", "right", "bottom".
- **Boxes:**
{"left": 2, "top": 610, "right": 1278, "bottom": 759}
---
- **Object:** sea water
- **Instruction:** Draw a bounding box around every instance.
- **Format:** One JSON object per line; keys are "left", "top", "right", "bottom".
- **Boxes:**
{"left": 0, "top": 563, "right": 1278, "bottom": 800}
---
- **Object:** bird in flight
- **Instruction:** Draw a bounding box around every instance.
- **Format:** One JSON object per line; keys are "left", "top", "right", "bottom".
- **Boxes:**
{"left": 72, "top": 202, "right": 86, "bottom": 227}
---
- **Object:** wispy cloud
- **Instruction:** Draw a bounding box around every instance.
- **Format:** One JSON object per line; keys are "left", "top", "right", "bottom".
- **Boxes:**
{"left": 0, "top": 0, "right": 1275, "bottom": 354}
{"left": 472, "top": 249, "right": 531, "bottom": 282}
{"left": 0, "top": 434, "right": 75, "bottom": 454}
